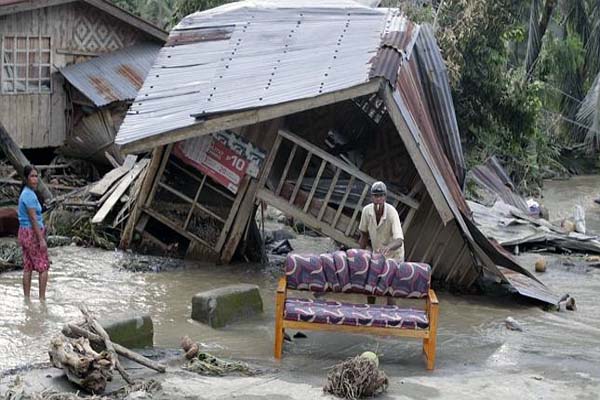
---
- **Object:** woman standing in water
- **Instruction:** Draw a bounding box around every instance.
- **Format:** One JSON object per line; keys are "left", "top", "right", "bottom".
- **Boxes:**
{"left": 18, "top": 165, "right": 49, "bottom": 300}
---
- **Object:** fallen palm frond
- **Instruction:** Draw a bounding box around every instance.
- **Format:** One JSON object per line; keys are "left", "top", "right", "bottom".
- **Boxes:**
{"left": 577, "top": 70, "right": 600, "bottom": 152}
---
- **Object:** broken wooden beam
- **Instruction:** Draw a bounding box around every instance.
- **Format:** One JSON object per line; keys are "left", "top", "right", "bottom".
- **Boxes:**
{"left": 0, "top": 178, "right": 75, "bottom": 191}
{"left": 89, "top": 155, "right": 137, "bottom": 197}
{"left": 92, "top": 159, "right": 149, "bottom": 224}
{"left": 0, "top": 122, "right": 53, "bottom": 201}
{"left": 48, "top": 336, "right": 115, "bottom": 393}
{"left": 62, "top": 323, "right": 166, "bottom": 373}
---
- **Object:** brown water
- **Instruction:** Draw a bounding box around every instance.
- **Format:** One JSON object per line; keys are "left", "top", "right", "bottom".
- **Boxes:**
{"left": 541, "top": 174, "right": 600, "bottom": 233}
{"left": 0, "top": 178, "right": 600, "bottom": 398}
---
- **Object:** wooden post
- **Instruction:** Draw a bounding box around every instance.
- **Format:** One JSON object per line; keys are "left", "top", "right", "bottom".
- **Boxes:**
{"left": 119, "top": 147, "right": 164, "bottom": 249}
{"left": 0, "top": 122, "right": 53, "bottom": 201}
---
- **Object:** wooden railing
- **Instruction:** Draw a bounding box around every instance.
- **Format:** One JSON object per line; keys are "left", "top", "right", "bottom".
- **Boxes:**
{"left": 256, "top": 129, "right": 421, "bottom": 248}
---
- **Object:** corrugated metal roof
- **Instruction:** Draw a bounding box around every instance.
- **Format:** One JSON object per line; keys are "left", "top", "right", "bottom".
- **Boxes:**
{"left": 115, "top": 0, "right": 417, "bottom": 146}
{"left": 60, "top": 42, "right": 161, "bottom": 107}
{"left": 413, "top": 25, "right": 466, "bottom": 187}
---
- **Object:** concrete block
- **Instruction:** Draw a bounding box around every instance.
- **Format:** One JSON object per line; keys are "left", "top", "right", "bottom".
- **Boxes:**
{"left": 192, "top": 284, "right": 263, "bottom": 328}
{"left": 100, "top": 314, "right": 154, "bottom": 348}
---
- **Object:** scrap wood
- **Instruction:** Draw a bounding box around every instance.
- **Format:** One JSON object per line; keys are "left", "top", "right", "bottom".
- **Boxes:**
{"left": 48, "top": 335, "right": 115, "bottom": 394}
{"left": 92, "top": 159, "right": 148, "bottom": 224}
{"left": 62, "top": 324, "right": 166, "bottom": 373}
{"left": 89, "top": 155, "right": 137, "bottom": 197}
{"left": 1, "top": 378, "right": 161, "bottom": 400}
{"left": 0, "top": 178, "right": 75, "bottom": 191}
{"left": 112, "top": 170, "right": 144, "bottom": 229}
{"left": 80, "top": 306, "right": 132, "bottom": 385}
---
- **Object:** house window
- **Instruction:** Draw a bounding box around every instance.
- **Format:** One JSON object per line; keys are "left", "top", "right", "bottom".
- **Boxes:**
{"left": 1, "top": 36, "right": 51, "bottom": 94}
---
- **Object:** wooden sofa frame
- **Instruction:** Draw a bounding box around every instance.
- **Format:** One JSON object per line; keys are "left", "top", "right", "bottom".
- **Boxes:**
{"left": 274, "top": 276, "right": 439, "bottom": 370}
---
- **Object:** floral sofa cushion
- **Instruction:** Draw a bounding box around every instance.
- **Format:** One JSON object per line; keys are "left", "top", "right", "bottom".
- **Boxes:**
{"left": 285, "top": 249, "right": 431, "bottom": 298}
{"left": 284, "top": 298, "right": 429, "bottom": 329}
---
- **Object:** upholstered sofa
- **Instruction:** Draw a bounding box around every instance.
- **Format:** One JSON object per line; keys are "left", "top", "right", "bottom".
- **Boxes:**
{"left": 274, "top": 249, "right": 439, "bottom": 370}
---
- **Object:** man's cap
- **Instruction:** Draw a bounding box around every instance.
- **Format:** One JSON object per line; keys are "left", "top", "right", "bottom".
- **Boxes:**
{"left": 371, "top": 181, "right": 387, "bottom": 195}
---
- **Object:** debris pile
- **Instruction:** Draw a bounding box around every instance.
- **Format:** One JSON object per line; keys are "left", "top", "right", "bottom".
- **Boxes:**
{"left": 324, "top": 352, "right": 388, "bottom": 400}
{"left": 42, "top": 155, "right": 149, "bottom": 249}
{"left": 469, "top": 200, "right": 600, "bottom": 254}
{"left": 180, "top": 335, "right": 258, "bottom": 376}
{"left": 0, "top": 157, "right": 98, "bottom": 205}
{"left": 0, "top": 239, "right": 22, "bottom": 272}
{"left": 1, "top": 377, "right": 161, "bottom": 400}
{"left": 50, "top": 306, "right": 166, "bottom": 394}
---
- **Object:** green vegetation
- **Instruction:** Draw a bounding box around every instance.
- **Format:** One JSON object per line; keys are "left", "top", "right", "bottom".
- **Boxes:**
{"left": 389, "top": 0, "right": 600, "bottom": 193}
{"left": 110, "top": 0, "right": 229, "bottom": 29}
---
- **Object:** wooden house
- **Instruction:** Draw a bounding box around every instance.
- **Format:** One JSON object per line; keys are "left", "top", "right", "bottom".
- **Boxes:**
{"left": 0, "top": 0, "right": 167, "bottom": 150}
{"left": 115, "top": 0, "right": 558, "bottom": 305}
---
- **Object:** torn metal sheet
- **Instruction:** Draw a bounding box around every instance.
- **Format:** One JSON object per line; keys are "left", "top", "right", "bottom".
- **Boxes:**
{"left": 498, "top": 266, "right": 560, "bottom": 305}
{"left": 469, "top": 200, "right": 600, "bottom": 254}
{"left": 469, "top": 156, "right": 529, "bottom": 213}
{"left": 60, "top": 42, "right": 161, "bottom": 107}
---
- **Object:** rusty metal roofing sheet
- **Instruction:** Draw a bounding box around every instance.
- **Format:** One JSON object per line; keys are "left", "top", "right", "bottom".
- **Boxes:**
{"left": 413, "top": 25, "right": 466, "bottom": 187}
{"left": 395, "top": 57, "right": 470, "bottom": 217}
{"left": 388, "top": 49, "right": 558, "bottom": 305}
{"left": 60, "top": 42, "right": 161, "bottom": 107}
{"left": 115, "top": 1, "right": 418, "bottom": 147}
{"left": 470, "top": 156, "right": 530, "bottom": 213}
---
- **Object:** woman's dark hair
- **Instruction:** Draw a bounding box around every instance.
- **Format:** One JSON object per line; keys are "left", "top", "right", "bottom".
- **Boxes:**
{"left": 20, "top": 165, "right": 45, "bottom": 210}
{"left": 21, "top": 165, "right": 37, "bottom": 193}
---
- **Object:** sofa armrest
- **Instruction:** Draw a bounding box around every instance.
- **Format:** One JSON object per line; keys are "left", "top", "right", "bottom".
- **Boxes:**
{"left": 277, "top": 277, "right": 287, "bottom": 294}
{"left": 428, "top": 289, "right": 438, "bottom": 305}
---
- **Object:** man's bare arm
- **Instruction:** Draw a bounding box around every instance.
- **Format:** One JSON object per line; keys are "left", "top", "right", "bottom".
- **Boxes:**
{"left": 378, "top": 238, "right": 403, "bottom": 257}
{"left": 359, "top": 231, "right": 369, "bottom": 249}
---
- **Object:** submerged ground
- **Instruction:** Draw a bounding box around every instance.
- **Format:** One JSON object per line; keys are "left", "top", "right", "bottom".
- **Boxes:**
{"left": 1, "top": 176, "right": 600, "bottom": 399}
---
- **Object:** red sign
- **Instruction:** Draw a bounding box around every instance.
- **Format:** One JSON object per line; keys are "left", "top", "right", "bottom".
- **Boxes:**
{"left": 174, "top": 138, "right": 249, "bottom": 194}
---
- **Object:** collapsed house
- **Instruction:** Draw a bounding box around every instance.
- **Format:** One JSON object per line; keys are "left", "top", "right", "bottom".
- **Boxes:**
{"left": 114, "top": 0, "right": 558, "bottom": 304}
{"left": 0, "top": 0, "right": 166, "bottom": 163}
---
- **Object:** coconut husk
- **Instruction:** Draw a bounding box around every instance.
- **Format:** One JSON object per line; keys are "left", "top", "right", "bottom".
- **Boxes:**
{"left": 323, "top": 356, "right": 388, "bottom": 400}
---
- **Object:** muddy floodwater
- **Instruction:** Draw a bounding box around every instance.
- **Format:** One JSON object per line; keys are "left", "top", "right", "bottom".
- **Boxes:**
{"left": 0, "top": 177, "right": 600, "bottom": 398}
{"left": 541, "top": 174, "right": 600, "bottom": 232}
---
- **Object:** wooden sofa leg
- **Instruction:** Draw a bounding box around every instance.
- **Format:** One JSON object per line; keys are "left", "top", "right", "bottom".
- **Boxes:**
{"left": 274, "top": 277, "right": 287, "bottom": 359}
{"left": 274, "top": 325, "right": 284, "bottom": 359}
{"left": 423, "top": 337, "right": 436, "bottom": 370}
